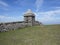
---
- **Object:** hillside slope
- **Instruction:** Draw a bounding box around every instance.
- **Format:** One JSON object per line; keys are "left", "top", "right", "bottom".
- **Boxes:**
{"left": 0, "top": 25, "right": 60, "bottom": 45}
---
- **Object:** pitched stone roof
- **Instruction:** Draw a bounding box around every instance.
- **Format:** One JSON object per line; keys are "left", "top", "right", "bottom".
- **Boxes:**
{"left": 24, "top": 9, "right": 35, "bottom": 16}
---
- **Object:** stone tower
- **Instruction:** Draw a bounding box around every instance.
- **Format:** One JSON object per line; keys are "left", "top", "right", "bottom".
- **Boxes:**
{"left": 24, "top": 9, "right": 35, "bottom": 26}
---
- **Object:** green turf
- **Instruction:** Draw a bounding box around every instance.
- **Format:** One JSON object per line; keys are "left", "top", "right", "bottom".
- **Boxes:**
{"left": 0, "top": 25, "right": 60, "bottom": 45}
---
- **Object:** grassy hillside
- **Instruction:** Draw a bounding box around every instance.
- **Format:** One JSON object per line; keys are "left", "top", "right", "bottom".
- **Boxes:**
{"left": 0, "top": 25, "right": 60, "bottom": 45}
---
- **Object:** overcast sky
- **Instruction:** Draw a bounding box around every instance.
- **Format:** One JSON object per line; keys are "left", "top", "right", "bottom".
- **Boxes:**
{"left": 0, "top": 0, "right": 60, "bottom": 24}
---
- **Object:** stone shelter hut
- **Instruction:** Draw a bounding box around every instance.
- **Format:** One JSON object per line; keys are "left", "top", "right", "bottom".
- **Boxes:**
{"left": 0, "top": 9, "right": 41, "bottom": 32}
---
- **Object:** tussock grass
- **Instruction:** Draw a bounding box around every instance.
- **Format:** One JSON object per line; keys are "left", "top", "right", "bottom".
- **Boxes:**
{"left": 0, "top": 25, "right": 60, "bottom": 45}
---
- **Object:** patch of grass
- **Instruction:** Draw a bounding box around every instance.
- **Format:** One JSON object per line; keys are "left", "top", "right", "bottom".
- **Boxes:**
{"left": 0, "top": 25, "right": 60, "bottom": 45}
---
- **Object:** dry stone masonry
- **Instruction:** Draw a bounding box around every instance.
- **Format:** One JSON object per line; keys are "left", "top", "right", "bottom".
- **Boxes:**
{"left": 0, "top": 9, "right": 41, "bottom": 32}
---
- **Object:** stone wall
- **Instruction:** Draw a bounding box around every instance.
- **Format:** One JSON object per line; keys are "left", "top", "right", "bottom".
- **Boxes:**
{"left": 0, "top": 22, "right": 26, "bottom": 32}
{"left": 0, "top": 21, "right": 41, "bottom": 32}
